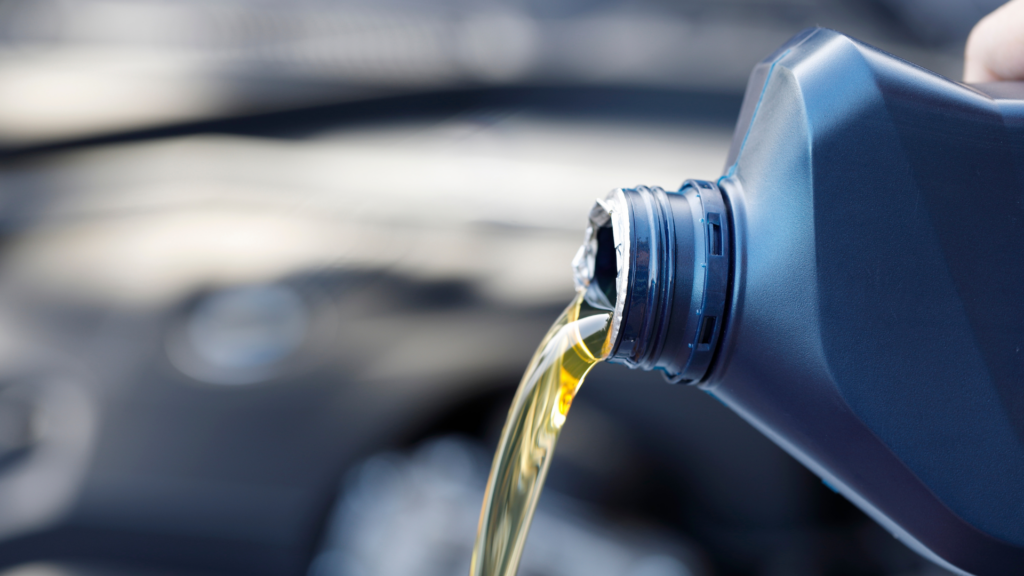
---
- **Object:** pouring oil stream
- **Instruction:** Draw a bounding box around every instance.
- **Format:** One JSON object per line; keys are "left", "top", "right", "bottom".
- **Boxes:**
{"left": 469, "top": 288, "right": 612, "bottom": 576}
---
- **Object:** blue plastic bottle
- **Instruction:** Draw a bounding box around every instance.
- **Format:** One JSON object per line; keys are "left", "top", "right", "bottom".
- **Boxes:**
{"left": 573, "top": 28, "right": 1024, "bottom": 575}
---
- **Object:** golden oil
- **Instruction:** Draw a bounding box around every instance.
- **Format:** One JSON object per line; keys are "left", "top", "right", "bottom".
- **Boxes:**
{"left": 470, "top": 289, "right": 612, "bottom": 576}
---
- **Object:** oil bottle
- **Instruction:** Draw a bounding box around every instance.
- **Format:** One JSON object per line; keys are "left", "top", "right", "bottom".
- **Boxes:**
{"left": 571, "top": 28, "right": 1024, "bottom": 576}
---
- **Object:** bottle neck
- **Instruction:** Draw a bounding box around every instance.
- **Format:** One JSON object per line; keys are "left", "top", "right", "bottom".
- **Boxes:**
{"left": 572, "top": 180, "right": 731, "bottom": 383}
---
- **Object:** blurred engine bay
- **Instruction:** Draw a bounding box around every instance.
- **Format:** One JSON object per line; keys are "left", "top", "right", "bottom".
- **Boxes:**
{"left": 0, "top": 0, "right": 987, "bottom": 575}
{"left": 0, "top": 92, "right": 956, "bottom": 576}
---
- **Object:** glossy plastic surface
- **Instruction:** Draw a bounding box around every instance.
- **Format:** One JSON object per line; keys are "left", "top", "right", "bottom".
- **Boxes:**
{"left": 708, "top": 28, "right": 1024, "bottom": 575}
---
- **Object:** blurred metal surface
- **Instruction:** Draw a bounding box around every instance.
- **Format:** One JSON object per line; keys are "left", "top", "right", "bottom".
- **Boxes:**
{"left": 0, "top": 111, "right": 729, "bottom": 308}
{"left": 167, "top": 284, "right": 318, "bottom": 386}
{"left": 312, "top": 437, "right": 704, "bottom": 576}
{"left": 0, "top": 0, "right": 985, "bottom": 145}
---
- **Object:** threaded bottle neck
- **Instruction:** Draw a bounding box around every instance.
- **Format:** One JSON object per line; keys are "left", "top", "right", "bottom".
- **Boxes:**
{"left": 572, "top": 180, "right": 731, "bottom": 383}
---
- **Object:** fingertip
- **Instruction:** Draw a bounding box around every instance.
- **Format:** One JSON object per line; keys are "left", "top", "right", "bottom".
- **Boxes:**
{"left": 964, "top": 0, "right": 1024, "bottom": 82}
{"left": 964, "top": 8, "right": 999, "bottom": 82}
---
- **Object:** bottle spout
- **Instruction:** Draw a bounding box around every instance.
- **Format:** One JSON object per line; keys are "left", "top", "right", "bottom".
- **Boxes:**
{"left": 572, "top": 181, "right": 731, "bottom": 383}
{"left": 572, "top": 196, "right": 625, "bottom": 336}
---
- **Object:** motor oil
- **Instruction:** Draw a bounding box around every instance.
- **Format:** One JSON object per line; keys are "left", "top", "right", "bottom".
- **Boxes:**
{"left": 474, "top": 26, "right": 1024, "bottom": 576}
{"left": 470, "top": 289, "right": 611, "bottom": 576}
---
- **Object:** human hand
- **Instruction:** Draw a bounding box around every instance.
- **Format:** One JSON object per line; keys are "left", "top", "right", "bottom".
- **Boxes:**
{"left": 965, "top": 0, "right": 1024, "bottom": 82}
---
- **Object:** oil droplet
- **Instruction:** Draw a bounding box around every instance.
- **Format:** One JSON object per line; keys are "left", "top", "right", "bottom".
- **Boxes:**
{"left": 470, "top": 289, "right": 611, "bottom": 576}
